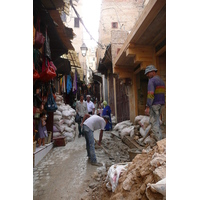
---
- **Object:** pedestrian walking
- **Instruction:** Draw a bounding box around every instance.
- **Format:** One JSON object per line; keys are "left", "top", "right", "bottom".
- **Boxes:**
{"left": 81, "top": 114, "right": 109, "bottom": 166}
{"left": 86, "top": 95, "right": 95, "bottom": 115}
{"left": 97, "top": 102, "right": 103, "bottom": 116}
{"left": 144, "top": 64, "right": 165, "bottom": 141}
{"left": 76, "top": 94, "right": 88, "bottom": 138}
{"left": 102, "top": 101, "right": 112, "bottom": 131}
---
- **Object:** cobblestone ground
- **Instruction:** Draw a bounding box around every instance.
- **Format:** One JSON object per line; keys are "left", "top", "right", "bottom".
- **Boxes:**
{"left": 33, "top": 125, "right": 111, "bottom": 200}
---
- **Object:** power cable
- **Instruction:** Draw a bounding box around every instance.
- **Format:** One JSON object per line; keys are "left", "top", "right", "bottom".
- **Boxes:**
{"left": 69, "top": 0, "right": 105, "bottom": 49}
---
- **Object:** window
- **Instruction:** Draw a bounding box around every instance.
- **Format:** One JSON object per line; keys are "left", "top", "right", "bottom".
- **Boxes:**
{"left": 112, "top": 22, "right": 118, "bottom": 29}
{"left": 74, "top": 18, "right": 79, "bottom": 28}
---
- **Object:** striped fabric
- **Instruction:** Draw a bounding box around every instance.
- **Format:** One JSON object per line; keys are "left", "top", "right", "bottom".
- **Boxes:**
{"left": 147, "top": 75, "right": 165, "bottom": 107}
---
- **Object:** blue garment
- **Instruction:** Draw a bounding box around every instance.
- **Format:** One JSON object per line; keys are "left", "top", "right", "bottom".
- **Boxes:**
{"left": 102, "top": 105, "right": 112, "bottom": 131}
{"left": 83, "top": 125, "right": 97, "bottom": 163}
{"left": 66, "top": 75, "right": 72, "bottom": 94}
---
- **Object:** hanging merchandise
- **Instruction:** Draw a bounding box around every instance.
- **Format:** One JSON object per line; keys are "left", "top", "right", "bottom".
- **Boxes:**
{"left": 33, "top": 49, "right": 41, "bottom": 70}
{"left": 63, "top": 75, "right": 66, "bottom": 93}
{"left": 40, "top": 57, "right": 56, "bottom": 82}
{"left": 45, "top": 87, "right": 58, "bottom": 112}
{"left": 66, "top": 74, "right": 72, "bottom": 94}
{"left": 49, "top": 61, "right": 57, "bottom": 71}
{"left": 33, "top": 69, "right": 40, "bottom": 80}
{"left": 72, "top": 70, "right": 77, "bottom": 94}
{"left": 34, "top": 17, "right": 45, "bottom": 49}
{"left": 44, "top": 27, "right": 51, "bottom": 60}
{"left": 33, "top": 16, "right": 36, "bottom": 46}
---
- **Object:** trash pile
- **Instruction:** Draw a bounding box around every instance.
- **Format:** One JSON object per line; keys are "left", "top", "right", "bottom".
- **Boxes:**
{"left": 83, "top": 138, "right": 166, "bottom": 200}
{"left": 53, "top": 94, "right": 76, "bottom": 142}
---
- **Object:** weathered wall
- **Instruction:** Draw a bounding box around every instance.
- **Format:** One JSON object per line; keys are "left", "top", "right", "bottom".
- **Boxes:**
{"left": 97, "top": 0, "right": 147, "bottom": 63}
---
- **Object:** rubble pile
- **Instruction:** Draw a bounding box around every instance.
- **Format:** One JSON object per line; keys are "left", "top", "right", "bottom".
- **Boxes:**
{"left": 83, "top": 138, "right": 166, "bottom": 200}
{"left": 100, "top": 136, "right": 130, "bottom": 163}
{"left": 53, "top": 94, "right": 76, "bottom": 142}
{"left": 113, "top": 116, "right": 165, "bottom": 147}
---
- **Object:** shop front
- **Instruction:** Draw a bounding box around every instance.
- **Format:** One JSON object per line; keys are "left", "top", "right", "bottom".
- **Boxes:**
{"left": 33, "top": 0, "right": 74, "bottom": 167}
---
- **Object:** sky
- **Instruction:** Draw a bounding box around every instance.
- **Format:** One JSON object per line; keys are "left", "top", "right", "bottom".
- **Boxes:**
{"left": 82, "top": 0, "right": 102, "bottom": 48}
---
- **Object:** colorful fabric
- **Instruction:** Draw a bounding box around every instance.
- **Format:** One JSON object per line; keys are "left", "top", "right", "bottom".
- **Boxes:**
{"left": 147, "top": 75, "right": 165, "bottom": 107}
{"left": 66, "top": 75, "right": 72, "bottom": 94}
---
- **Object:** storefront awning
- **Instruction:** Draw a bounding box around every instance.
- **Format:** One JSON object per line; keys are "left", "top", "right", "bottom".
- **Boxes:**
{"left": 98, "top": 44, "right": 112, "bottom": 75}
{"left": 113, "top": 0, "right": 166, "bottom": 73}
{"left": 33, "top": 0, "right": 74, "bottom": 61}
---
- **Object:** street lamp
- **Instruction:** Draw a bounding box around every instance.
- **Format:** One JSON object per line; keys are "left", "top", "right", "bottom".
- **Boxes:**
{"left": 80, "top": 42, "right": 88, "bottom": 57}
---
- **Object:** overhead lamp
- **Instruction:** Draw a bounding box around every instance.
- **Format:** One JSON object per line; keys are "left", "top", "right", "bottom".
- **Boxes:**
{"left": 80, "top": 42, "right": 88, "bottom": 57}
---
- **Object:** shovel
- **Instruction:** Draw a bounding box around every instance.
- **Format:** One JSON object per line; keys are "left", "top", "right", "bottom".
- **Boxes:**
{"left": 94, "top": 138, "right": 112, "bottom": 157}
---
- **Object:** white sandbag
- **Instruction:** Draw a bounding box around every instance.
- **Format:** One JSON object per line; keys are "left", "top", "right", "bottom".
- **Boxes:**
{"left": 55, "top": 101, "right": 62, "bottom": 106}
{"left": 150, "top": 153, "right": 166, "bottom": 168}
{"left": 63, "top": 118, "right": 74, "bottom": 126}
{"left": 54, "top": 123, "right": 64, "bottom": 133}
{"left": 53, "top": 132, "right": 61, "bottom": 137}
{"left": 54, "top": 110, "right": 62, "bottom": 116}
{"left": 53, "top": 125, "right": 60, "bottom": 132}
{"left": 70, "top": 124, "right": 76, "bottom": 131}
{"left": 55, "top": 95, "right": 63, "bottom": 101}
{"left": 62, "top": 109, "right": 76, "bottom": 118}
{"left": 146, "top": 178, "right": 166, "bottom": 196}
{"left": 119, "top": 126, "right": 134, "bottom": 139}
{"left": 113, "top": 120, "right": 133, "bottom": 131}
{"left": 139, "top": 124, "right": 151, "bottom": 137}
{"left": 53, "top": 119, "right": 64, "bottom": 126}
{"left": 62, "top": 125, "right": 74, "bottom": 133}
{"left": 106, "top": 163, "right": 128, "bottom": 192}
{"left": 53, "top": 115, "right": 62, "bottom": 122}
{"left": 58, "top": 105, "right": 69, "bottom": 112}
{"left": 134, "top": 115, "right": 144, "bottom": 124}
{"left": 130, "top": 128, "right": 135, "bottom": 137}
{"left": 139, "top": 127, "right": 146, "bottom": 137}
{"left": 63, "top": 131, "right": 74, "bottom": 138}
{"left": 144, "top": 136, "right": 156, "bottom": 145}
{"left": 138, "top": 116, "right": 150, "bottom": 129}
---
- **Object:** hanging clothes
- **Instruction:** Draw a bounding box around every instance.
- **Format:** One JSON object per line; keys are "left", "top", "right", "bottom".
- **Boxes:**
{"left": 63, "top": 75, "right": 66, "bottom": 93}
{"left": 72, "top": 71, "right": 77, "bottom": 94}
{"left": 67, "top": 75, "right": 72, "bottom": 94}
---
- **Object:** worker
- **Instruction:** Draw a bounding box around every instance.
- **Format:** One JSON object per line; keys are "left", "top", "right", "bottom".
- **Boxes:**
{"left": 81, "top": 114, "right": 109, "bottom": 166}
{"left": 144, "top": 65, "right": 165, "bottom": 141}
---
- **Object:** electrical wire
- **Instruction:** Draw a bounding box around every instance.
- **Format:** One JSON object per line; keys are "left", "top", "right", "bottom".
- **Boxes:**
{"left": 69, "top": 0, "right": 105, "bottom": 49}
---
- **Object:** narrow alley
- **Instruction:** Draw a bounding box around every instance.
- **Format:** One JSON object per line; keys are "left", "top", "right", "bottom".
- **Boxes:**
{"left": 33, "top": 127, "right": 113, "bottom": 200}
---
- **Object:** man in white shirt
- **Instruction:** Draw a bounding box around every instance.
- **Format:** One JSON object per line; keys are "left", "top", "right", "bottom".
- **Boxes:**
{"left": 76, "top": 94, "right": 88, "bottom": 138}
{"left": 86, "top": 95, "right": 95, "bottom": 115}
{"left": 81, "top": 114, "right": 109, "bottom": 166}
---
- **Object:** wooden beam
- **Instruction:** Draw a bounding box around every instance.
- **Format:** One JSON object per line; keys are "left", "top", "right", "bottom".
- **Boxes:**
{"left": 114, "top": 67, "right": 133, "bottom": 79}
{"left": 126, "top": 45, "right": 154, "bottom": 58}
